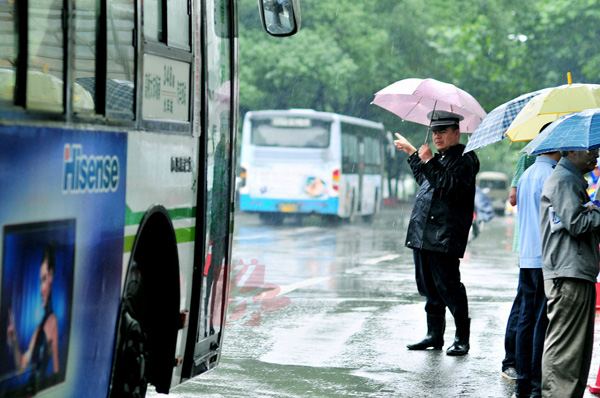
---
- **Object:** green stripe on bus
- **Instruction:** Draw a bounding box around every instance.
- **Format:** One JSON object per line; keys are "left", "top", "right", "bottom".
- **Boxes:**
{"left": 124, "top": 226, "right": 196, "bottom": 253}
{"left": 124, "top": 235, "right": 135, "bottom": 253}
{"left": 125, "top": 205, "right": 196, "bottom": 226}
{"left": 175, "top": 227, "right": 196, "bottom": 244}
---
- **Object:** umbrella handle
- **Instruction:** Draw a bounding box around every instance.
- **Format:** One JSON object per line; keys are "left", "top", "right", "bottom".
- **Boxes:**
{"left": 424, "top": 100, "right": 437, "bottom": 145}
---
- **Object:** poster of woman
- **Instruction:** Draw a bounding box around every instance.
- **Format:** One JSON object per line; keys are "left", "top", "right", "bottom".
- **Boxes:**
{"left": 0, "top": 220, "right": 75, "bottom": 397}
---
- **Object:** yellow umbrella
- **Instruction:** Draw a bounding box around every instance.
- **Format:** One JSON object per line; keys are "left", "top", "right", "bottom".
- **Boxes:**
{"left": 505, "top": 82, "right": 600, "bottom": 142}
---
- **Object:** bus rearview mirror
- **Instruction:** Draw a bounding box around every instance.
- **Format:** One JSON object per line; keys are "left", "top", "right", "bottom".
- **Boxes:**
{"left": 258, "top": 0, "right": 301, "bottom": 37}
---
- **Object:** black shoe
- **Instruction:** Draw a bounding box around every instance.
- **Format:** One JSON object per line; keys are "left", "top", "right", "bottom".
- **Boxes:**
{"left": 446, "top": 317, "right": 470, "bottom": 356}
{"left": 407, "top": 314, "right": 445, "bottom": 350}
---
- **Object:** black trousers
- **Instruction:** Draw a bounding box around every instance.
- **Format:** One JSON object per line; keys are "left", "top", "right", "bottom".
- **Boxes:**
{"left": 413, "top": 248, "right": 469, "bottom": 320}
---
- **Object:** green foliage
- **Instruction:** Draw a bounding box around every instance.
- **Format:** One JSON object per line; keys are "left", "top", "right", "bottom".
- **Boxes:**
{"left": 238, "top": 0, "right": 600, "bottom": 175}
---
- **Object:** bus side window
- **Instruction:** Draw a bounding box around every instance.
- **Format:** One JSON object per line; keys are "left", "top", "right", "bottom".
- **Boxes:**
{"left": 0, "top": 1, "right": 16, "bottom": 103}
{"left": 27, "top": 0, "right": 64, "bottom": 112}
{"left": 73, "top": 0, "right": 97, "bottom": 114}
{"left": 107, "top": 0, "right": 135, "bottom": 120}
{"left": 141, "top": 0, "right": 192, "bottom": 129}
{"left": 143, "top": 0, "right": 163, "bottom": 43}
{"left": 168, "top": 0, "right": 190, "bottom": 50}
{"left": 144, "top": 0, "right": 190, "bottom": 50}
{"left": 365, "top": 137, "right": 380, "bottom": 167}
{"left": 213, "top": 0, "right": 231, "bottom": 39}
{"left": 342, "top": 132, "right": 358, "bottom": 173}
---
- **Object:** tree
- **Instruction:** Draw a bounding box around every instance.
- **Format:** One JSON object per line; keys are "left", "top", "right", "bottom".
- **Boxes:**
{"left": 237, "top": 0, "right": 600, "bottom": 177}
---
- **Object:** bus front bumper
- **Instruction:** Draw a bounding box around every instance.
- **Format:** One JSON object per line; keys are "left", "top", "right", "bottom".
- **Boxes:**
{"left": 239, "top": 195, "right": 339, "bottom": 214}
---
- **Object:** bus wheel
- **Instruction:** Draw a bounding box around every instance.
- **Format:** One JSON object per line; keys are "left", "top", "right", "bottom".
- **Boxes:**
{"left": 110, "top": 265, "right": 148, "bottom": 398}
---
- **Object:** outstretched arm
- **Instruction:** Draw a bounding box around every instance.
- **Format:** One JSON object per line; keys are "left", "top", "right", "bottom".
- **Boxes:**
{"left": 7, "top": 308, "right": 32, "bottom": 374}
{"left": 393, "top": 133, "right": 416, "bottom": 155}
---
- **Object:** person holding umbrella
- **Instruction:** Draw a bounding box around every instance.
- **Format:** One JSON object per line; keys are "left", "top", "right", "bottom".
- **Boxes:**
{"left": 539, "top": 147, "right": 600, "bottom": 398}
{"left": 393, "top": 110, "right": 480, "bottom": 356}
{"left": 510, "top": 143, "right": 560, "bottom": 398}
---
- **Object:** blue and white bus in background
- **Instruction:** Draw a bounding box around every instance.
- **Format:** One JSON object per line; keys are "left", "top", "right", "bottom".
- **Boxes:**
{"left": 238, "top": 109, "right": 385, "bottom": 224}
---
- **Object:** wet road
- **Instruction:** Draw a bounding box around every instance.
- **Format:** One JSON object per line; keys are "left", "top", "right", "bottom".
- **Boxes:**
{"left": 149, "top": 207, "right": 600, "bottom": 398}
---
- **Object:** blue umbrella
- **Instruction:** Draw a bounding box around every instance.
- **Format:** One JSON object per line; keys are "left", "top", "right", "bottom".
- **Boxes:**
{"left": 463, "top": 88, "right": 550, "bottom": 154}
{"left": 522, "top": 108, "right": 600, "bottom": 155}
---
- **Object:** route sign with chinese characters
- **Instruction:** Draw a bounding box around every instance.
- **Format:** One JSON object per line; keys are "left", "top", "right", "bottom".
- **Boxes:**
{"left": 142, "top": 54, "right": 190, "bottom": 122}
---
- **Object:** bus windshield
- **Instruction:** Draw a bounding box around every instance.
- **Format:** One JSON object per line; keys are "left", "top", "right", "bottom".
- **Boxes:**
{"left": 250, "top": 118, "right": 331, "bottom": 148}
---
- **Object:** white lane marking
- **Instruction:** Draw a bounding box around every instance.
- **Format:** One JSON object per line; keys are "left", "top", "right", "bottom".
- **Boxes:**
{"left": 362, "top": 254, "right": 400, "bottom": 265}
{"left": 276, "top": 276, "right": 330, "bottom": 297}
{"left": 250, "top": 255, "right": 400, "bottom": 297}
{"left": 233, "top": 232, "right": 276, "bottom": 241}
{"left": 234, "top": 227, "right": 322, "bottom": 241}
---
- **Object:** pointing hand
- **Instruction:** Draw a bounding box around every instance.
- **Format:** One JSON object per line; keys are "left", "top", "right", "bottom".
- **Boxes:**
{"left": 394, "top": 133, "right": 417, "bottom": 155}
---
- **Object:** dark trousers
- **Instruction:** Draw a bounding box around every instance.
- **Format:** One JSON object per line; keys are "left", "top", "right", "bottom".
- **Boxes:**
{"left": 502, "top": 290, "right": 521, "bottom": 371}
{"left": 413, "top": 249, "right": 469, "bottom": 320}
{"left": 515, "top": 268, "right": 548, "bottom": 396}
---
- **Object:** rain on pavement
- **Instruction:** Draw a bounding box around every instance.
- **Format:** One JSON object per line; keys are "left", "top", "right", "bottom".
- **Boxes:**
{"left": 149, "top": 207, "right": 600, "bottom": 398}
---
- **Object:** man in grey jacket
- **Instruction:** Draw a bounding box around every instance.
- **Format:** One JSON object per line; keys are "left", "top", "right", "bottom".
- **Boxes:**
{"left": 539, "top": 148, "right": 600, "bottom": 398}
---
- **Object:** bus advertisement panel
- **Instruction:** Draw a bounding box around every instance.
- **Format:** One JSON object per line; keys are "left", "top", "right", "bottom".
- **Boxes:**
{"left": 0, "top": 0, "right": 301, "bottom": 396}
{"left": 0, "top": 127, "right": 127, "bottom": 397}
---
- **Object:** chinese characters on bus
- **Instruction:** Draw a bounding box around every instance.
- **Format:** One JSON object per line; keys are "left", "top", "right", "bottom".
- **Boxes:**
{"left": 142, "top": 54, "right": 190, "bottom": 121}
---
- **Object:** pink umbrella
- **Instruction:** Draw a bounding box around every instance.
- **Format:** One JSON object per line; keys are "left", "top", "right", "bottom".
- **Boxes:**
{"left": 371, "top": 78, "right": 487, "bottom": 133}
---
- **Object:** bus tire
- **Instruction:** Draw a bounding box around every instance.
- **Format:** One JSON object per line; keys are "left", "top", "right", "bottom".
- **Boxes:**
{"left": 110, "top": 207, "right": 180, "bottom": 397}
{"left": 110, "top": 264, "right": 149, "bottom": 398}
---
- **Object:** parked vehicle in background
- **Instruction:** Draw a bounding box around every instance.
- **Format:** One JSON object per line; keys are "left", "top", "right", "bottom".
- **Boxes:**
{"left": 238, "top": 109, "right": 385, "bottom": 224}
{"left": 477, "top": 171, "right": 510, "bottom": 215}
{"left": 470, "top": 186, "right": 495, "bottom": 240}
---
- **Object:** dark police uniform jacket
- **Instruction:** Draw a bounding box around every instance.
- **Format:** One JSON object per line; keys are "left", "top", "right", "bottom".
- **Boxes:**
{"left": 405, "top": 143, "right": 479, "bottom": 258}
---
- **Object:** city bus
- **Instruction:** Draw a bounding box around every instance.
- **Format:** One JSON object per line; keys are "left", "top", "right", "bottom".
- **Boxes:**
{"left": 238, "top": 109, "right": 385, "bottom": 224}
{"left": 0, "top": 0, "right": 299, "bottom": 397}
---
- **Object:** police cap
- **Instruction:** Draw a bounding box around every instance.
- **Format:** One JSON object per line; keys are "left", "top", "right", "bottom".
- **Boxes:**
{"left": 427, "top": 110, "right": 464, "bottom": 131}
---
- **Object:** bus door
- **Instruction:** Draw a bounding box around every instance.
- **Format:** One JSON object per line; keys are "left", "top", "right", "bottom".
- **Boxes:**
{"left": 185, "top": 0, "right": 234, "bottom": 379}
{"left": 357, "top": 139, "right": 365, "bottom": 213}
